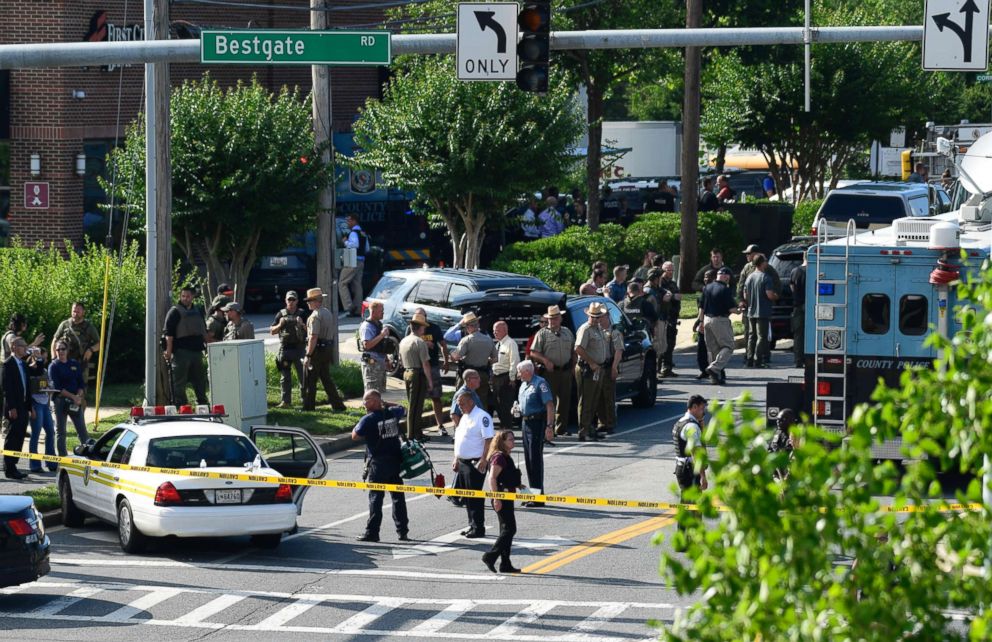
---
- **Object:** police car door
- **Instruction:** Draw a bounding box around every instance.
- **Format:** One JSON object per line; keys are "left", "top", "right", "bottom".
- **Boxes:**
{"left": 249, "top": 426, "right": 328, "bottom": 514}
{"left": 73, "top": 427, "right": 127, "bottom": 520}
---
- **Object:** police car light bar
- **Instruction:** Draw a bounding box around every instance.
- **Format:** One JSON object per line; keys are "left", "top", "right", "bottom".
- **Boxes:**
{"left": 129, "top": 404, "right": 227, "bottom": 421}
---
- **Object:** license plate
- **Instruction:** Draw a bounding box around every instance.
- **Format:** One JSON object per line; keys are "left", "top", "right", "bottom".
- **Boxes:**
{"left": 24, "top": 534, "right": 38, "bottom": 544}
{"left": 215, "top": 489, "right": 242, "bottom": 504}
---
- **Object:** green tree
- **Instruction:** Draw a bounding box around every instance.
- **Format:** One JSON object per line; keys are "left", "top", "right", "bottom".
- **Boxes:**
{"left": 105, "top": 77, "right": 329, "bottom": 296}
{"left": 349, "top": 57, "right": 583, "bottom": 269}
{"left": 659, "top": 265, "right": 992, "bottom": 639}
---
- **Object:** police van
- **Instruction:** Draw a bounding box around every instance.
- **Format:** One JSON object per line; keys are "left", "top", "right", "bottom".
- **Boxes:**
{"left": 768, "top": 133, "right": 992, "bottom": 460}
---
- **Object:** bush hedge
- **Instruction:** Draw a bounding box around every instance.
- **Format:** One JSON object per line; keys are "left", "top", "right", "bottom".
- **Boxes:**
{"left": 0, "top": 241, "right": 146, "bottom": 382}
{"left": 491, "top": 212, "right": 743, "bottom": 293}
{"left": 793, "top": 199, "right": 822, "bottom": 236}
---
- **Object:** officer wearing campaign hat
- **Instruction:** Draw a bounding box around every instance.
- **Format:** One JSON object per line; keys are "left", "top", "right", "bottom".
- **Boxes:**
{"left": 573, "top": 302, "right": 609, "bottom": 441}
{"left": 399, "top": 312, "right": 434, "bottom": 441}
{"left": 302, "top": 287, "right": 346, "bottom": 412}
{"left": 530, "top": 304, "right": 575, "bottom": 438}
{"left": 452, "top": 311, "right": 497, "bottom": 412}
{"left": 222, "top": 302, "right": 255, "bottom": 340}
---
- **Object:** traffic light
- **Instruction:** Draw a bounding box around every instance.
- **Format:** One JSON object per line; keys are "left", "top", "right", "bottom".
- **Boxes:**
{"left": 901, "top": 149, "right": 913, "bottom": 181}
{"left": 517, "top": 1, "right": 550, "bottom": 93}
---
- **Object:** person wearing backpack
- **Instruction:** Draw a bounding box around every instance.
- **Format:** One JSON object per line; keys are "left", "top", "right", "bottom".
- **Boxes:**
{"left": 352, "top": 389, "right": 410, "bottom": 543}
{"left": 340, "top": 214, "right": 370, "bottom": 317}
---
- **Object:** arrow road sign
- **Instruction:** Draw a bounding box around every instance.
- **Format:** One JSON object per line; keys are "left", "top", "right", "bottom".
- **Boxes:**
{"left": 924, "top": 0, "right": 990, "bottom": 71}
{"left": 457, "top": 2, "right": 518, "bottom": 81}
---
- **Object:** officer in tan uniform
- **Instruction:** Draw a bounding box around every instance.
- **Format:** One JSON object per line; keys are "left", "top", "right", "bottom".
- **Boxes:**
{"left": 302, "top": 287, "right": 346, "bottom": 412}
{"left": 398, "top": 312, "right": 434, "bottom": 441}
{"left": 50, "top": 302, "right": 100, "bottom": 385}
{"left": 574, "top": 302, "right": 609, "bottom": 441}
{"left": 452, "top": 312, "right": 497, "bottom": 412}
{"left": 594, "top": 310, "right": 624, "bottom": 435}
{"left": 222, "top": 302, "right": 255, "bottom": 340}
{"left": 529, "top": 305, "right": 575, "bottom": 437}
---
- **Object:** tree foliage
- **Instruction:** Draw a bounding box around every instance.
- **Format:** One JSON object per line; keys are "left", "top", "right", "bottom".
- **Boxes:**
{"left": 349, "top": 57, "right": 583, "bottom": 269}
{"left": 106, "top": 76, "right": 329, "bottom": 296}
{"left": 660, "top": 264, "right": 992, "bottom": 640}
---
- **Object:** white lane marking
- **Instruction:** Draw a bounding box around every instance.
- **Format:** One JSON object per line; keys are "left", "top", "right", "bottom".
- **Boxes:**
{"left": 167, "top": 594, "right": 246, "bottom": 628}
{"left": 485, "top": 601, "right": 559, "bottom": 638}
{"left": 71, "top": 530, "right": 118, "bottom": 543}
{"left": 571, "top": 603, "right": 630, "bottom": 637}
{"left": 327, "top": 597, "right": 408, "bottom": 633}
{"left": 249, "top": 595, "right": 327, "bottom": 629}
{"left": 52, "top": 557, "right": 502, "bottom": 582}
{"left": 21, "top": 586, "right": 102, "bottom": 616}
{"left": 393, "top": 531, "right": 572, "bottom": 560}
{"left": 408, "top": 599, "right": 476, "bottom": 635}
{"left": 101, "top": 588, "right": 182, "bottom": 622}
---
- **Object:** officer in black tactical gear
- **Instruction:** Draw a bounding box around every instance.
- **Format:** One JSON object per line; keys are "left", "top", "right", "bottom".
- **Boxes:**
{"left": 673, "top": 395, "right": 708, "bottom": 502}
{"left": 270, "top": 291, "right": 308, "bottom": 408}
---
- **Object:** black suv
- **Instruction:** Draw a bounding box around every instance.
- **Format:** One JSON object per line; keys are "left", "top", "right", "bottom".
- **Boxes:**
{"left": 453, "top": 289, "right": 658, "bottom": 413}
{"left": 767, "top": 238, "right": 813, "bottom": 347}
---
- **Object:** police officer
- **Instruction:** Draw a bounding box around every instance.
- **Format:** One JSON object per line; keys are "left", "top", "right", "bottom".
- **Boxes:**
{"left": 737, "top": 245, "right": 781, "bottom": 357}
{"left": 452, "top": 312, "right": 496, "bottom": 411}
{"left": 644, "top": 268, "right": 672, "bottom": 360}
{"left": 699, "top": 267, "right": 737, "bottom": 385}
{"left": 206, "top": 296, "right": 228, "bottom": 343}
{"left": 359, "top": 301, "right": 391, "bottom": 395}
{"left": 449, "top": 369, "right": 484, "bottom": 428}
{"left": 767, "top": 408, "right": 797, "bottom": 481}
{"left": 491, "top": 320, "right": 520, "bottom": 430}
{"left": 162, "top": 286, "right": 208, "bottom": 406}
{"left": 399, "top": 312, "right": 434, "bottom": 441}
{"left": 594, "top": 310, "right": 624, "bottom": 436}
{"left": 790, "top": 254, "right": 807, "bottom": 368}
{"left": 574, "top": 302, "right": 609, "bottom": 442}
{"left": 302, "top": 288, "right": 347, "bottom": 412}
{"left": 529, "top": 305, "right": 575, "bottom": 438}
{"left": 451, "top": 391, "right": 494, "bottom": 538}
{"left": 622, "top": 282, "right": 657, "bottom": 327}
{"left": 516, "top": 360, "right": 554, "bottom": 506}
{"left": 222, "top": 302, "right": 255, "bottom": 340}
{"left": 270, "top": 291, "right": 307, "bottom": 408}
{"left": 659, "top": 261, "right": 682, "bottom": 377}
{"left": 50, "top": 301, "right": 100, "bottom": 385}
{"left": 352, "top": 390, "right": 410, "bottom": 542}
{"left": 673, "top": 395, "right": 708, "bottom": 503}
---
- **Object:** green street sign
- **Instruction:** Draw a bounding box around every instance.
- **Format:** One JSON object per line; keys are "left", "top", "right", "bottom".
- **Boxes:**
{"left": 978, "top": 74, "right": 992, "bottom": 82}
{"left": 200, "top": 30, "right": 391, "bottom": 66}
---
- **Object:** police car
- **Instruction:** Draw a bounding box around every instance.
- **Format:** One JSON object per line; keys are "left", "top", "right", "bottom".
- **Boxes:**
{"left": 58, "top": 405, "right": 327, "bottom": 553}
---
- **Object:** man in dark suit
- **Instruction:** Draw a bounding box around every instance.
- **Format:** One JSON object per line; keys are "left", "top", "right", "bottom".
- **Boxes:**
{"left": 3, "top": 336, "right": 36, "bottom": 479}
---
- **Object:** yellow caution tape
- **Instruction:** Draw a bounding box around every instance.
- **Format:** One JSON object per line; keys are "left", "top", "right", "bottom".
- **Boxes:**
{"left": 1, "top": 449, "right": 985, "bottom": 514}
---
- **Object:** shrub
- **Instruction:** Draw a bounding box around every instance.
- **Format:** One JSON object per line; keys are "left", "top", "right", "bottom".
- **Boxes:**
{"left": 0, "top": 241, "right": 146, "bottom": 382}
{"left": 496, "top": 258, "right": 589, "bottom": 293}
{"left": 793, "top": 199, "right": 822, "bottom": 236}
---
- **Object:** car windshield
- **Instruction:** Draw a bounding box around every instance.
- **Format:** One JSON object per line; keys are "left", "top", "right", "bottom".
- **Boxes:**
{"left": 147, "top": 435, "right": 258, "bottom": 469}
{"left": 369, "top": 276, "right": 406, "bottom": 299}
{"left": 818, "top": 194, "right": 906, "bottom": 226}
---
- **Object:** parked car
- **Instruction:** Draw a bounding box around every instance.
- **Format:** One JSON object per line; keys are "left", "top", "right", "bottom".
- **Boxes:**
{"left": 361, "top": 268, "right": 551, "bottom": 376}
{"left": 810, "top": 182, "right": 932, "bottom": 237}
{"left": 454, "top": 290, "right": 659, "bottom": 419}
{"left": 0, "top": 495, "right": 50, "bottom": 588}
{"left": 244, "top": 252, "right": 315, "bottom": 312}
{"left": 767, "top": 238, "right": 814, "bottom": 348}
{"left": 59, "top": 407, "right": 326, "bottom": 553}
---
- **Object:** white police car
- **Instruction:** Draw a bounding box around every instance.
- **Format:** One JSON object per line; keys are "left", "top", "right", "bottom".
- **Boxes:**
{"left": 58, "top": 405, "right": 327, "bottom": 553}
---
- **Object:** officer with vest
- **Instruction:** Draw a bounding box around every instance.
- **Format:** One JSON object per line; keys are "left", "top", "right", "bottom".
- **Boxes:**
{"left": 622, "top": 281, "right": 658, "bottom": 327}
{"left": 644, "top": 268, "right": 673, "bottom": 360}
{"left": 50, "top": 301, "right": 100, "bottom": 386}
{"left": 399, "top": 312, "right": 434, "bottom": 441}
{"left": 574, "top": 302, "right": 609, "bottom": 442}
{"left": 594, "top": 309, "right": 624, "bottom": 436}
{"left": 352, "top": 389, "right": 410, "bottom": 543}
{"left": 359, "top": 300, "right": 391, "bottom": 395}
{"left": 528, "top": 305, "right": 575, "bottom": 438}
{"left": 270, "top": 290, "right": 308, "bottom": 408}
{"left": 452, "top": 312, "right": 497, "bottom": 412}
{"left": 658, "top": 261, "right": 682, "bottom": 377}
{"left": 673, "top": 394, "right": 709, "bottom": 503}
{"left": 222, "top": 302, "right": 255, "bottom": 340}
{"left": 302, "top": 287, "right": 347, "bottom": 412}
{"left": 340, "top": 214, "right": 370, "bottom": 317}
{"left": 206, "top": 296, "right": 228, "bottom": 343}
{"left": 162, "top": 286, "right": 209, "bottom": 406}
{"left": 516, "top": 359, "right": 555, "bottom": 505}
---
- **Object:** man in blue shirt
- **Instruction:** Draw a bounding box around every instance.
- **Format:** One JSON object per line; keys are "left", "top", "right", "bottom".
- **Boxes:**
{"left": 352, "top": 390, "right": 410, "bottom": 543}
{"left": 605, "top": 265, "right": 629, "bottom": 303}
{"left": 449, "top": 369, "right": 484, "bottom": 427}
{"left": 340, "top": 214, "right": 369, "bottom": 317}
{"left": 516, "top": 360, "right": 554, "bottom": 506}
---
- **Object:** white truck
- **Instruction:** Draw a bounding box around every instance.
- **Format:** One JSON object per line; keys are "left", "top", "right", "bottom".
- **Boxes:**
{"left": 600, "top": 121, "right": 682, "bottom": 180}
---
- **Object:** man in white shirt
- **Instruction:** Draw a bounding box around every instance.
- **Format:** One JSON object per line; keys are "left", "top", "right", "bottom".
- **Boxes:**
{"left": 491, "top": 320, "right": 520, "bottom": 429}
{"left": 521, "top": 196, "right": 540, "bottom": 239}
{"left": 451, "top": 392, "right": 494, "bottom": 538}
{"left": 340, "top": 214, "right": 369, "bottom": 317}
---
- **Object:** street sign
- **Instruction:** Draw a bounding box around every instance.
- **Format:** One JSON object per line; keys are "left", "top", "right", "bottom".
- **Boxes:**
{"left": 23, "top": 182, "right": 48, "bottom": 209}
{"left": 456, "top": 3, "right": 518, "bottom": 81}
{"left": 923, "top": 0, "right": 990, "bottom": 71}
{"left": 200, "top": 30, "right": 391, "bottom": 66}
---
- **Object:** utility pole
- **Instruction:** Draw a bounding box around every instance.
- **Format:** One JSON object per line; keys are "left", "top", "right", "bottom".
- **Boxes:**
{"left": 312, "top": 0, "right": 339, "bottom": 364}
{"left": 679, "top": 0, "right": 702, "bottom": 292}
{"left": 144, "top": 0, "right": 172, "bottom": 404}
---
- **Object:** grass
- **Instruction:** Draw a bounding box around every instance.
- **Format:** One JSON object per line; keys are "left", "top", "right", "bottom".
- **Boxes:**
{"left": 92, "top": 382, "right": 144, "bottom": 408}
{"left": 680, "top": 293, "right": 699, "bottom": 319}
{"left": 25, "top": 484, "right": 60, "bottom": 513}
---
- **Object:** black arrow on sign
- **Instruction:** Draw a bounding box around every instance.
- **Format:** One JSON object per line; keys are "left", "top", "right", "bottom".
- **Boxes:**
{"left": 933, "top": 0, "right": 982, "bottom": 63}
{"left": 475, "top": 10, "right": 507, "bottom": 54}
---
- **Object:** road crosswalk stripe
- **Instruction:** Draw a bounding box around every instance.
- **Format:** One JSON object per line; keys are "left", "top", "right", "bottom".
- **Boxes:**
{"left": 328, "top": 597, "right": 409, "bottom": 633}
{"left": 165, "top": 594, "right": 246, "bottom": 627}
{"left": 19, "top": 586, "right": 102, "bottom": 617}
{"left": 571, "top": 603, "right": 630, "bottom": 636}
{"left": 101, "top": 588, "right": 182, "bottom": 622}
{"left": 408, "top": 600, "right": 477, "bottom": 635}
{"left": 485, "top": 601, "right": 559, "bottom": 638}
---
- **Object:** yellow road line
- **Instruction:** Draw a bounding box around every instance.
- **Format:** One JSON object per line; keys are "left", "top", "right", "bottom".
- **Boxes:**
{"left": 523, "top": 515, "right": 675, "bottom": 575}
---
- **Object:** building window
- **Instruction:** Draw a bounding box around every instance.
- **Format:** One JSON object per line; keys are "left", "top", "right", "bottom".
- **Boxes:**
{"left": 0, "top": 141, "right": 10, "bottom": 222}
{"left": 899, "top": 295, "right": 928, "bottom": 336}
{"left": 83, "top": 140, "right": 116, "bottom": 242}
{"left": 861, "top": 293, "right": 890, "bottom": 334}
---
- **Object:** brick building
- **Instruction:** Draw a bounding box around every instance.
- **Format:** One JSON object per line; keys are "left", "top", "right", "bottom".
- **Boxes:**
{"left": 0, "top": 0, "right": 387, "bottom": 248}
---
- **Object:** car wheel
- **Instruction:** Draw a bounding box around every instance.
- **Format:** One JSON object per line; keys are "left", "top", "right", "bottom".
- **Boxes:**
{"left": 117, "top": 498, "right": 148, "bottom": 554}
{"left": 59, "top": 474, "right": 85, "bottom": 527}
{"left": 387, "top": 331, "right": 405, "bottom": 379}
{"left": 631, "top": 354, "right": 658, "bottom": 409}
{"left": 250, "top": 533, "right": 282, "bottom": 549}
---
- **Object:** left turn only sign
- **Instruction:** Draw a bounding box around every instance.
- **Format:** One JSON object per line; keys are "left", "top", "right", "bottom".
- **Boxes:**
{"left": 457, "top": 3, "right": 518, "bottom": 81}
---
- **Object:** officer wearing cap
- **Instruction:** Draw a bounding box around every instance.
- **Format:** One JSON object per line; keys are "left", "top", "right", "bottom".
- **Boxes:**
{"left": 574, "top": 302, "right": 609, "bottom": 441}
{"left": 222, "top": 302, "right": 255, "bottom": 340}
{"left": 594, "top": 307, "right": 624, "bottom": 436}
{"left": 529, "top": 305, "right": 575, "bottom": 438}
{"left": 206, "top": 296, "right": 229, "bottom": 343}
{"left": 163, "top": 286, "right": 209, "bottom": 406}
{"left": 399, "top": 312, "right": 434, "bottom": 441}
{"left": 302, "top": 287, "right": 347, "bottom": 412}
{"left": 270, "top": 291, "right": 308, "bottom": 408}
{"left": 452, "top": 312, "right": 497, "bottom": 411}
{"left": 699, "top": 266, "right": 737, "bottom": 384}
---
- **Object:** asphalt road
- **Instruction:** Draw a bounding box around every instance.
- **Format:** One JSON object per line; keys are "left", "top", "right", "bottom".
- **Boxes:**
{"left": 0, "top": 347, "right": 793, "bottom": 642}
